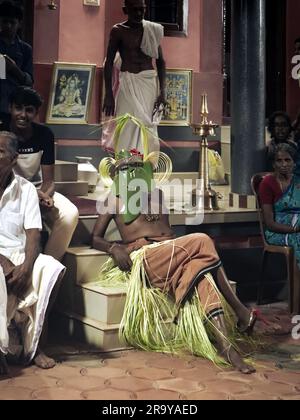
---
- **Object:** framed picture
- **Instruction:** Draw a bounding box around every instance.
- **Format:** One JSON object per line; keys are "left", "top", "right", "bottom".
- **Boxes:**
{"left": 160, "top": 68, "right": 193, "bottom": 126}
{"left": 83, "top": 0, "right": 100, "bottom": 5}
{"left": 46, "top": 62, "right": 96, "bottom": 124}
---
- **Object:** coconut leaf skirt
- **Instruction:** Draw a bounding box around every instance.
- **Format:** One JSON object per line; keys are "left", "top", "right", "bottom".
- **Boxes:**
{"left": 96, "top": 244, "right": 249, "bottom": 366}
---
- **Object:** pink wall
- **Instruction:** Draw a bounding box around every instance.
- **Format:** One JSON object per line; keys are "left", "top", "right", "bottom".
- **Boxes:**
{"left": 33, "top": 0, "right": 106, "bottom": 65}
{"left": 58, "top": 0, "right": 106, "bottom": 65}
{"left": 33, "top": 0, "right": 60, "bottom": 63}
{"left": 32, "top": 0, "right": 223, "bottom": 124}
{"left": 286, "top": 0, "right": 300, "bottom": 120}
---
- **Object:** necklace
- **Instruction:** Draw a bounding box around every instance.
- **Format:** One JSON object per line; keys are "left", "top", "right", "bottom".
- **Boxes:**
{"left": 277, "top": 175, "right": 292, "bottom": 193}
{"left": 144, "top": 214, "right": 160, "bottom": 223}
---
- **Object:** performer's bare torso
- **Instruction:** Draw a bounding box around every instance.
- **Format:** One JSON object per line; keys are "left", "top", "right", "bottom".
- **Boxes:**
{"left": 114, "top": 193, "right": 174, "bottom": 243}
{"left": 115, "top": 212, "right": 174, "bottom": 244}
{"left": 115, "top": 23, "right": 154, "bottom": 74}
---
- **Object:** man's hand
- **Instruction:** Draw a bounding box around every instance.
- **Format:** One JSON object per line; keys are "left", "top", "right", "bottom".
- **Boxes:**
{"left": 153, "top": 93, "right": 167, "bottom": 118}
{"left": 3, "top": 54, "right": 18, "bottom": 74}
{"left": 38, "top": 190, "right": 54, "bottom": 209}
{"left": 103, "top": 93, "right": 115, "bottom": 117}
{"left": 110, "top": 244, "right": 133, "bottom": 272}
{"left": 7, "top": 263, "right": 32, "bottom": 298}
{"left": 0, "top": 255, "right": 15, "bottom": 280}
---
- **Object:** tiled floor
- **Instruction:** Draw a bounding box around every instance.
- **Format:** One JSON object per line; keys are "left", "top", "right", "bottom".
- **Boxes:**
{"left": 1, "top": 304, "right": 300, "bottom": 400}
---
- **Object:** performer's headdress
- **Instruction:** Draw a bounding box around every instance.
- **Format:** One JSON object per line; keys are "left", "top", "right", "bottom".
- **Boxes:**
{"left": 99, "top": 114, "right": 172, "bottom": 224}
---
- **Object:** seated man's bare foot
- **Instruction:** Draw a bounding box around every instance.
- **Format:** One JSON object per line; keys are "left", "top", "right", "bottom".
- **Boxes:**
{"left": 223, "top": 345, "right": 256, "bottom": 375}
{"left": 0, "top": 353, "right": 10, "bottom": 376}
{"left": 34, "top": 349, "right": 56, "bottom": 369}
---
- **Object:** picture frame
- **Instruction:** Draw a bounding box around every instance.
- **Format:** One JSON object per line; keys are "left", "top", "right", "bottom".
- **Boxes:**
{"left": 46, "top": 62, "right": 96, "bottom": 124}
{"left": 160, "top": 68, "right": 193, "bottom": 126}
{"left": 83, "top": 0, "right": 100, "bottom": 6}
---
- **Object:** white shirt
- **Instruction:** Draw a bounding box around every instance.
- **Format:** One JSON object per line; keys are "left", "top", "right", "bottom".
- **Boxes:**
{"left": 0, "top": 174, "right": 42, "bottom": 258}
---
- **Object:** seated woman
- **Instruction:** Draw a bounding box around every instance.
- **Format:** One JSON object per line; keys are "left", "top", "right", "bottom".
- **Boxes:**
{"left": 259, "top": 143, "right": 300, "bottom": 268}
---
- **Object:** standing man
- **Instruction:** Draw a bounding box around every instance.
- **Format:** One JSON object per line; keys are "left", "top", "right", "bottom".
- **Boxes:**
{"left": 0, "top": 1, "right": 33, "bottom": 113}
{"left": 102, "top": 0, "right": 166, "bottom": 154}
{"left": 0, "top": 86, "right": 79, "bottom": 262}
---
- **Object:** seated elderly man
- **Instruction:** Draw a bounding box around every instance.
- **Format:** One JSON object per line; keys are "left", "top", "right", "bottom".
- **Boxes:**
{"left": 93, "top": 142, "right": 257, "bottom": 374}
{"left": 0, "top": 131, "right": 65, "bottom": 376}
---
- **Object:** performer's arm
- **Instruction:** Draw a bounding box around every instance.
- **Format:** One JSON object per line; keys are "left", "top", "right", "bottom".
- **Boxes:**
{"left": 7, "top": 229, "right": 40, "bottom": 297}
{"left": 103, "top": 27, "right": 120, "bottom": 116}
{"left": 92, "top": 198, "right": 133, "bottom": 272}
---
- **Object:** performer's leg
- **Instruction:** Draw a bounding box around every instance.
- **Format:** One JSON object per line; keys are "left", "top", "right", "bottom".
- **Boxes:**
{"left": 210, "top": 314, "right": 255, "bottom": 374}
{"left": 214, "top": 266, "right": 256, "bottom": 333}
{"left": 197, "top": 278, "right": 255, "bottom": 374}
{"left": 181, "top": 234, "right": 257, "bottom": 333}
{"left": 43, "top": 192, "right": 79, "bottom": 262}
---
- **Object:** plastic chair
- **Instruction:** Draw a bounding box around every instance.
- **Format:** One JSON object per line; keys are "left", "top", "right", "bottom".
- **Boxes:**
{"left": 251, "top": 172, "right": 298, "bottom": 314}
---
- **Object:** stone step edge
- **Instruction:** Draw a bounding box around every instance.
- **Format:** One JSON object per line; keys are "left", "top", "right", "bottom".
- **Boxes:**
{"left": 66, "top": 246, "right": 107, "bottom": 256}
{"left": 77, "top": 282, "right": 127, "bottom": 297}
{"left": 55, "top": 181, "right": 88, "bottom": 185}
{"left": 57, "top": 308, "right": 175, "bottom": 329}
{"left": 56, "top": 309, "right": 121, "bottom": 332}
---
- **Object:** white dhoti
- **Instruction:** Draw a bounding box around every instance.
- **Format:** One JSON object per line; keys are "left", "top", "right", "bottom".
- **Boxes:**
{"left": 0, "top": 253, "right": 65, "bottom": 363}
{"left": 102, "top": 70, "right": 160, "bottom": 154}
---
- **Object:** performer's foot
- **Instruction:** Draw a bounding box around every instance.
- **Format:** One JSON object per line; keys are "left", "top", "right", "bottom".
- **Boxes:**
{"left": 34, "top": 348, "right": 56, "bottom": 370}
{"left": 222, "top": 345, "right": 256, "bottom": 375}
{"left": 0, "top": 352, "right": 10, "bottom": 376}
{"left": 237, "top": 309, "right": 258, "bottom": 336}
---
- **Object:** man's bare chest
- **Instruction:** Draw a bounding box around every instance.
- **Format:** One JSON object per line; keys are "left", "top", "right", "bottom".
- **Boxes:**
{"left": 119, "top": 29, "right": 143, "bottom": 50}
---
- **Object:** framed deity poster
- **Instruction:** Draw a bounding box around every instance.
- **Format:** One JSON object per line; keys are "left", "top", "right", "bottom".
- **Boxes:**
{"left": 160, "top": 68, "right": 192, "bottom": 126}
{"left": 46, "top": 62, "right": 96, "bottom": 124}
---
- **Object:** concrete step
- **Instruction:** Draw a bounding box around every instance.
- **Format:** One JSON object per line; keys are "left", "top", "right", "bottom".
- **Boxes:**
{"left": 56, "top": 271, "right": 127, "bottom": 325}
{"left": 55, "top": 181, "right": 89, "bottom": 196}
{"left": 71, "top": 218, "right": 121, "bottom": 246}
{"left": 62, "top": 246, "right": 110, "bottom": 285}
{"left": 76, "top": 283, "right": 126, "bottom": 325}
{"left": 55, "top": 160, "right": 78, "bottom": 182}
{"left": 52, "top": 310, "right": 129, "bottom": 351}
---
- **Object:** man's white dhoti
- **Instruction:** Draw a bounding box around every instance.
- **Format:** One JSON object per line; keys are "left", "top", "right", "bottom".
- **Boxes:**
{"left": 102, "top": 70, "right": 160, "bottom": 154}
{"left": 115, "top": 70, "right": 160, "bottom": 154}
{"left": 0, "top": 266, "right": 8, "bottom": 354}
{"left": 0, "top": 253, "right": 65, "bottom": 363}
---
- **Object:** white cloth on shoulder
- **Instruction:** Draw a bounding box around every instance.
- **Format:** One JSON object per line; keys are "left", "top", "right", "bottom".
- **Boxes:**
{"left": 0, "top": 252, "right": 65, "bottom": 363}
{"left": 141, "top": 20, "right": 164, "bottom": 59}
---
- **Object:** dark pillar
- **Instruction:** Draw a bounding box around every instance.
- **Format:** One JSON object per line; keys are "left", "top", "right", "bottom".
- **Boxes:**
{"left": 231, "top": 0, "right": 266, "bottom": 196}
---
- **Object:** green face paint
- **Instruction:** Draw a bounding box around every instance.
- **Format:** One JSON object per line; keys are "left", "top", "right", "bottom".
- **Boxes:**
{"left": 112, "top": 151, "right": 154, "bottom": 224}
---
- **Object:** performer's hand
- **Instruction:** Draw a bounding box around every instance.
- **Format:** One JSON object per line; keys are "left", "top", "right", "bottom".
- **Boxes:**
{"left": 103, "top": 93, "right": 115, "bottom": 117}
{"left": 110, "top": 245, "right": 133, "bottom": 272}
{"left": 7, "top": 263, "right": 31, "bottom": 298}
